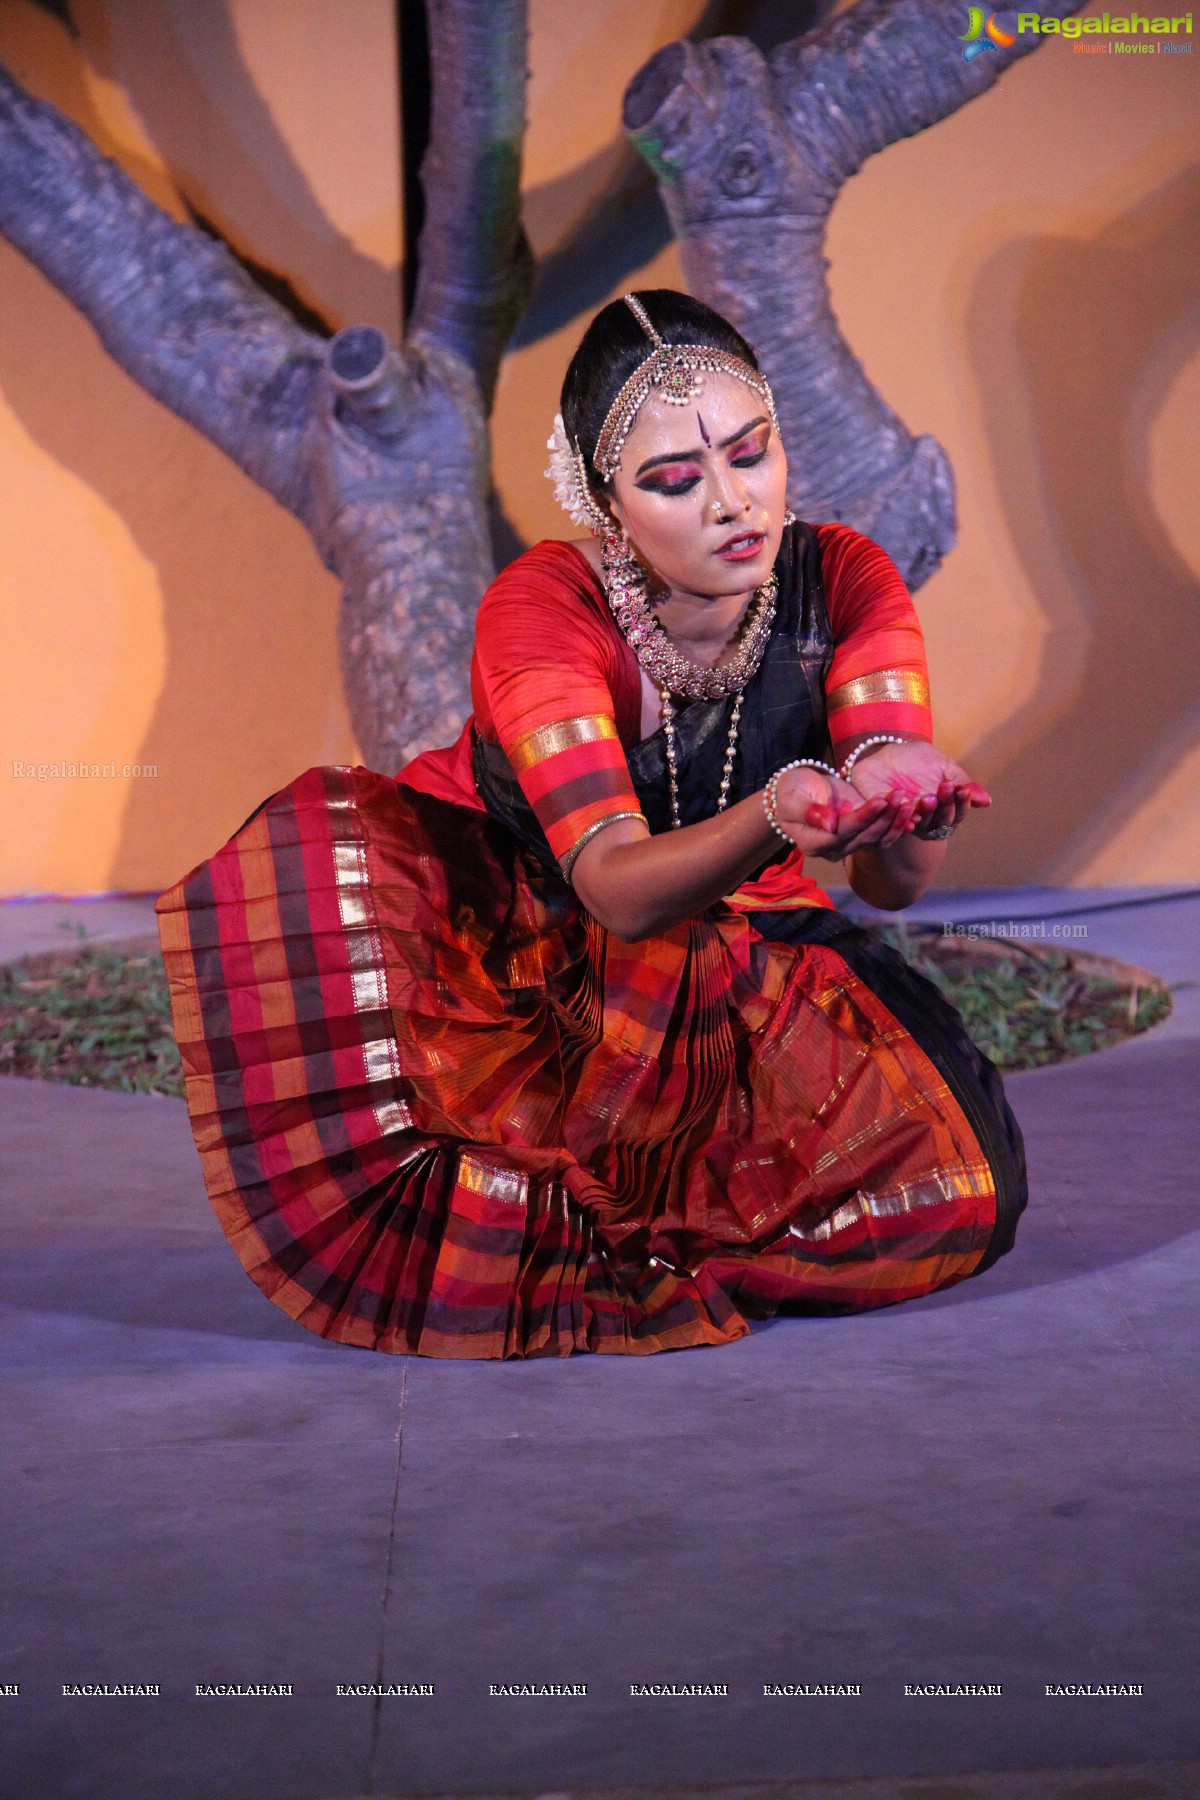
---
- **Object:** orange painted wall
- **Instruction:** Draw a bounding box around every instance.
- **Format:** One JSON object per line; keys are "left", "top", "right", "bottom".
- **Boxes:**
{"left": 1, "top": 0, "right": 1197, "bottom": 893}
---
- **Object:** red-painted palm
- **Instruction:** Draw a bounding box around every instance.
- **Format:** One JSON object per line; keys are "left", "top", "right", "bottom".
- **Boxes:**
{"left": 843, "top": 740, "right": 991, "bottom": 839}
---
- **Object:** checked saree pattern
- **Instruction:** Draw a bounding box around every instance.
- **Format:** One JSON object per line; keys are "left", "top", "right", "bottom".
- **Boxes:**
{"left": 155, "top": 764, "right": 1004, "bottom": 1359}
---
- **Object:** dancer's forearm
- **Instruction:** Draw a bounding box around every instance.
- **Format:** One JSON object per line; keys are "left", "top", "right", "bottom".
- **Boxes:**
{"left": 570, "top": 778, "right": 909, "bottom": 941}
{"left": 847, "top": 833, "right": 947, "bottom": 911}
{"left": 569, "top": 797, "right": 777, "bottom": 941}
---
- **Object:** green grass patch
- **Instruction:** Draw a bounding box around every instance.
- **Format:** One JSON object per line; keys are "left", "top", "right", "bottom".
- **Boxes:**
{"left": 868, "top": 920, "right": 1173, "bottom": 1071}
{"left": 0, "top": 935, "right": 183, "bottom": 1097}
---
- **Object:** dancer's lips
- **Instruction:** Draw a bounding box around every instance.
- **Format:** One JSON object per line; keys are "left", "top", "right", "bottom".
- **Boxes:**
{"left": 714, "top": 530, "right": 766, "bottom": 561}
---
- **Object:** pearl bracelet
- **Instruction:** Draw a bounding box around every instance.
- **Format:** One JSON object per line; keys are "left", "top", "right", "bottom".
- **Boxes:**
{"left": 838, "top": 735, "right": 906, "bottom": 781}
{"left": 763, "top": 757, "right": 839, "bottom": 847}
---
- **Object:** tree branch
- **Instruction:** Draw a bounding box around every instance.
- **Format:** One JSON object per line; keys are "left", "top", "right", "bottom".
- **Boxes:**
{"left": 0, "top": 61, "right": 325, "bottom": 517}
{"left": 770, "top": 0, "right": 1088, "bottom": 186}
{"left": 624, "top": 36, "right": 947, "bottom": 584}
{"left": 408, "top": 0, "right": 534, "bottom": 409}
{"left": 0, "top": 57, "right": 495, "bottom": 771}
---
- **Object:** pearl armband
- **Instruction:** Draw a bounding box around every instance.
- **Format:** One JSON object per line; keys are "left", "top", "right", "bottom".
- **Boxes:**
{"left": 763, "top": 758, "right": 838, "bottom": 847}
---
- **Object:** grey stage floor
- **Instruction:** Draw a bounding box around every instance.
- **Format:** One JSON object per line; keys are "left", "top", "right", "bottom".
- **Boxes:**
{"left": 0, "top": 887, "right": 1197, "bottom": 1800}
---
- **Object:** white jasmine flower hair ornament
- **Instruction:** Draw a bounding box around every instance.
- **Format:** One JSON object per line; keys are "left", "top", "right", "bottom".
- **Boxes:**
{"left": 545, "top": 412, "right": 609, "bottom": 536}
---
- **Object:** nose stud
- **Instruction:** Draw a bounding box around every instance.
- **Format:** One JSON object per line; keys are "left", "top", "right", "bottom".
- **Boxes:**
{"left": 710, "top": 496, "right": 751, "bottom": 522}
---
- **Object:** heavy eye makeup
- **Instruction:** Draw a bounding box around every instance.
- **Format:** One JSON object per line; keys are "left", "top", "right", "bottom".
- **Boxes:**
{"left": 635, "top": 425, "right": 772, "bottom": 498}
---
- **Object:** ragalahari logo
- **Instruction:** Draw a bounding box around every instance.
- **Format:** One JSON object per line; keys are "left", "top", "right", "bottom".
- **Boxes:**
{"left": 962, "top": 6, "right": 1018, "bottom": 56}
{"left": 965, "top": 8, "right": 1195, "bottom": 51}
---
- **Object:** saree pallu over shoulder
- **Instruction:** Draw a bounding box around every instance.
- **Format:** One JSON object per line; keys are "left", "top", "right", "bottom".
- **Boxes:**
{"left": 156, "top": 750, "right": 1027, "bottom": 1358}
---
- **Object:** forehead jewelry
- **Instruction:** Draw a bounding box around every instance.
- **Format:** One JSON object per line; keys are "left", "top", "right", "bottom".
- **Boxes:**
{"left": 592, "top": 295, "right": 781, "bottom": 481}
{"left": 545, "top": 295, "right": 782, "bottom": 532}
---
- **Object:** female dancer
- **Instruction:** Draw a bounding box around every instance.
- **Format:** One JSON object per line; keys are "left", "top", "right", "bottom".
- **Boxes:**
{"left": 156, "top": 289, "right": 1027, "bottom": 1358}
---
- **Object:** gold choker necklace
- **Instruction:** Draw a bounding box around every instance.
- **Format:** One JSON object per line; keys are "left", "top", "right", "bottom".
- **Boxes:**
{"left": 599, "top": 529, "right": 778, "bottom": 704}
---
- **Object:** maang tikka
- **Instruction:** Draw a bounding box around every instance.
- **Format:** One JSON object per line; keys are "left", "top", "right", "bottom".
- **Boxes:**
{"left": 545, "top": 292, "right": 782, "bottom": 528}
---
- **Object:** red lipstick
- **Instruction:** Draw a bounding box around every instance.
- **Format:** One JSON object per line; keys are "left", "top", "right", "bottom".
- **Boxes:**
{"left": 714, "top": 530, "right": 765, "bottom": 561}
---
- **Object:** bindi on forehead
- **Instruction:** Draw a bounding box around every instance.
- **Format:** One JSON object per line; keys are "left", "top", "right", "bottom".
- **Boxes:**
{"left": 626, "top": 383, "right": 773, "bottom": 477}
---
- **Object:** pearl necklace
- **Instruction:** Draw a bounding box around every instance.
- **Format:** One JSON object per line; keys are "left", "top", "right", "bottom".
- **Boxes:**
{"left": 600, "top": 529, "right": 777, "bottom": 829}
{"left": 660, "top": 686, "right": 744, "bottom": 829}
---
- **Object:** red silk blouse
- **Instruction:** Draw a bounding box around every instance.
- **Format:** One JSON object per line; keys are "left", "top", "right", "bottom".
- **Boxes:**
{"left": 401, "top": 525, "right": 932, "bottom": 909}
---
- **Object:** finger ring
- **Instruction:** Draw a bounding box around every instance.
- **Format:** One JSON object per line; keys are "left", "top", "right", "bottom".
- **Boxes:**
{"left": 915, "top": 822, "right": 955, "bottom": 841}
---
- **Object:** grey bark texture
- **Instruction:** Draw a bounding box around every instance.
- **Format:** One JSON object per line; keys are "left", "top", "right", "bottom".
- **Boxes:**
{"left": 0, "top": 0, "right": 530, "bottom": 773}
{"left": 0, "top": 1, "right": 1077, "bottom": 764}
{"left": 624, "top": 0, "right": 1085, "bottom": 587}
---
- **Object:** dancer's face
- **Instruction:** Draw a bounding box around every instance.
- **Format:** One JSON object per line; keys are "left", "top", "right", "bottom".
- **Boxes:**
{"left": 605, "top": 372, "right": 789, "bottom": 600}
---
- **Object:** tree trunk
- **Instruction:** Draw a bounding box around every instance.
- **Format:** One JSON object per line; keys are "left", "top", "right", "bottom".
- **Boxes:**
{"left": 1, "top": 0, "right": 1086, "bottom": 765}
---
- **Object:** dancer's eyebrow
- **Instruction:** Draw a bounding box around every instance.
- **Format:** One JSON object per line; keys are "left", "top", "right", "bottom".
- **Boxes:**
{"left": 635, "top": 415, "right": 770, "bottom": 477}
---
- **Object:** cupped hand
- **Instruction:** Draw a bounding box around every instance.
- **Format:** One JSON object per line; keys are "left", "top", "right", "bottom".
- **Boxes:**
{"left": 842, "top": 740, "right": 990, "bottom": 839}
{"left": 773, "top": 766, "right": 918, "bottom": 862}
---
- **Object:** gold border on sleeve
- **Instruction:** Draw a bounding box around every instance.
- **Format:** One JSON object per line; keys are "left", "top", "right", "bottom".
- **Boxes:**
{"left": 560, "top": 810, "right": 648, "bottom": 884}
{"left": 826, "top": 667, "right": 930, "bottom": 713}
{"left": 509, "top": 713, "right": 619, "bottom": 775}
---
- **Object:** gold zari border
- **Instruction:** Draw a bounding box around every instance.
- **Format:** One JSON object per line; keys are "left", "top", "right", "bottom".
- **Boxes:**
{"left": 457, "top": 1153, "right": 529, "bottom": 1207}
{"left": 789, "top": 1162, "right": 992, "bottom": 1244}
{"left": 826, "top": 667, "right": 930, "bottom": 713}
{"left": 509, "top": 713, "right": 619, "bottom": 775}
{"left": 330, "top": 788, "right": 414, "bottom": 1137}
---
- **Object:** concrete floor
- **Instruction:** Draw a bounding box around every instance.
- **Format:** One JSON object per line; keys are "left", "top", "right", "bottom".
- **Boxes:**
{"left": 0, "top": 887, "right": 1197, "bottom": 1800}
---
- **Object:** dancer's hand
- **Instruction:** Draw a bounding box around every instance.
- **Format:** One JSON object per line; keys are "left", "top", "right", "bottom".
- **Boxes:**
{"left": 842, "top": 740, "right": 990, "bottom": 840}
{"left": 773, "top": 767, "right": 917, "bottom": 862}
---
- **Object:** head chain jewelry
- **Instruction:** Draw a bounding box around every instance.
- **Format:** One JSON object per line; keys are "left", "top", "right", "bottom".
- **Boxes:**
{"left": 545, "top": 293, "right": 782, "bottom": 528}
{"left": 594, "top": 295, "right": 780, "bottom": 480}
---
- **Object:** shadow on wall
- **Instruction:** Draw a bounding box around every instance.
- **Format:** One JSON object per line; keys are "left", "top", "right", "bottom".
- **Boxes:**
{"left": 512, "top": 0, "right": 839, "bottom": 347}
{"left": 955, "top": 160, "right": 1200, "bottom": 887}
{"left": 78, "top": 0, "right": 401, "bottom": 337}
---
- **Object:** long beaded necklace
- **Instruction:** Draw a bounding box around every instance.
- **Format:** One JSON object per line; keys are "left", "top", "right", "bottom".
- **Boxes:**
{"left": 600, "top": 529, "right": 778, "bottom": 829}
{"left": 660, "top": 686, "right": 745, "bottom": 829}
